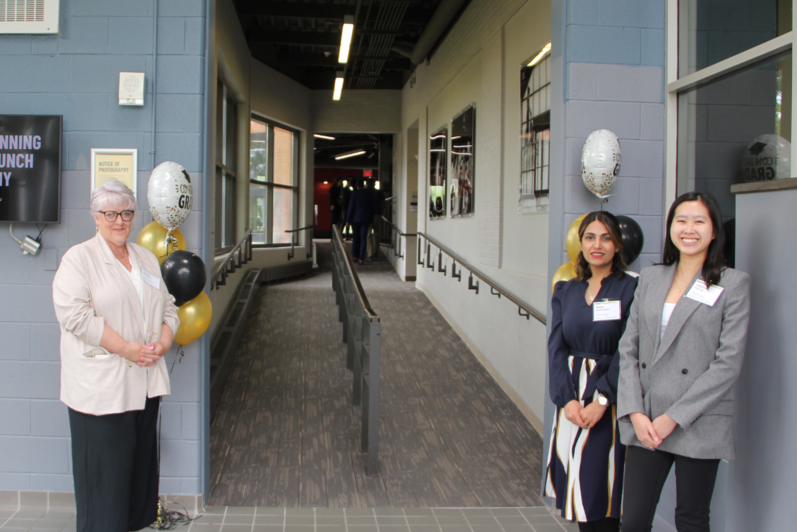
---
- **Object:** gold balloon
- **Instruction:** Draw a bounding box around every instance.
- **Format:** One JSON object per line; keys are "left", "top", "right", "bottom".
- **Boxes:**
{"left": 174, "top": 292, "right": 213, "bottom": 346}
{"left": 551, "top": 261, "right": 577, "bottom": 294}
{"left": 136, "top": 221, "right": 187, "bottom": 265}
{"left": 565, "top": 213, "right": 588, "bottom": 264}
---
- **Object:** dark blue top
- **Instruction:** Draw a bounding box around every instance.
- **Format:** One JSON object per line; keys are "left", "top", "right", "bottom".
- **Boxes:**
{"left": 346, "top": 188, "right": 375, "bottom": 224}
{"left": 548, "top": 272, "right": 638, "bottom": 408}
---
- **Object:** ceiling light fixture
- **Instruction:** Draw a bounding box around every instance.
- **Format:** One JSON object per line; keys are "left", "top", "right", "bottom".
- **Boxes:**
{"left": 314, "top": 134, "right": 336, "bottom": 140}
{"left": 335, "top": 150, "right": 366, "bottom": 160}
{"left": 333, "top": 72, "right": 344, "bottom": 101}
{"left": 528, "top": 42, "right": 552, "bottom": 67}
{"left": 339, "top": 15, "right": 354, "bottom": 63}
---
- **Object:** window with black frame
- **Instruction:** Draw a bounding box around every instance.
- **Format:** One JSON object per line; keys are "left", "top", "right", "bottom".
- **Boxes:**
{"left": 215, "top": 79, "right": 237, "bottom": 252}
{"left": 249, "top": 116, "right": 299, "bottom": 245}
{"left": 520, "top": 46, "right": 551, "bottom": 213}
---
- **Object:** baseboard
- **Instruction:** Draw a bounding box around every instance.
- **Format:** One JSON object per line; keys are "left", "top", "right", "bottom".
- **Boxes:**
{"left": 0, "top": 491, "right": 204, "bottom": 516}
{"left": 404, "top": 275, "right": 416, "bottom": 281}
{"left": 416, "top": 283, "right": 545, "bottom": 435}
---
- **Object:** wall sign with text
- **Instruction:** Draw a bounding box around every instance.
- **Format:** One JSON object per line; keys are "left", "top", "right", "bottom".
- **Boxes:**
{"left": 0, "top": 115, "right": 62, "bottom": 223}
{"left": 91, "top": 149, "right": 138, "bottom": 199}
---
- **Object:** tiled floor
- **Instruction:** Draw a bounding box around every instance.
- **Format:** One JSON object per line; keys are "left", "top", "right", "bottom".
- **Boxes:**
{"left": 0, "top": 507, "right": 578, "bottom": 532}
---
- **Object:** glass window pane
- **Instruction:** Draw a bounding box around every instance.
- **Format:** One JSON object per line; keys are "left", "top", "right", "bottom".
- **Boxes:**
{"left": 214, "top": 166, "right": 223, "bottom": 250}
{"left": 677, "top": 51, "right": 792, "bottom": 223}
{"left": 225, "top": 96, "right": 237, "bottom": 172}
{"left": 250, "top": 120, "right": 268, "bottom": 182}
{"left": 273, "top": 127, "right": 294, "bottom": 186}
{"left": 249, "top": 183, "right": 267, "bottom": 244}
{"left": 224, "top": 173, "right": 235, "bottom": 246}
{"left": 216, "top": 79, "right": 223, "bottom": 164}
{"left": 679, "top": 0, "right": 791, "bottom": 77}
{"left": 272, "top": 187, "right": 292, "bottom": 243}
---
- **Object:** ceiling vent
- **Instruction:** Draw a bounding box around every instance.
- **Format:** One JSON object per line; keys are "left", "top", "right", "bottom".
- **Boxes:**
{"left": 0, "top": 0, "right": 59, "bottom": 34}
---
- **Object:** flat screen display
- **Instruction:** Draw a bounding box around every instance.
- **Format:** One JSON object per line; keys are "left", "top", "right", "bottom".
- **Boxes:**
{"left": 0, "top": 115, "right": 62, "bottom": 223}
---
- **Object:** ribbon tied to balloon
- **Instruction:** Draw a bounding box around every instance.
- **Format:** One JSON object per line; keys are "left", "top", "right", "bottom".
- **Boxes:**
{"left": 551, "top": 213, "right": 644, "bottom": 293}
{"left": 581, "top": 129, "right": 621, "bottom": 199}
{"left": 135, "top": 161, "right": 212, "bottom": 347}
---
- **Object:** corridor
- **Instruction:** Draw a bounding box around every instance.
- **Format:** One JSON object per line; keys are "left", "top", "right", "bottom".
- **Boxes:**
{"left": 209, "top": 242, "right": 546, "bottom": 508}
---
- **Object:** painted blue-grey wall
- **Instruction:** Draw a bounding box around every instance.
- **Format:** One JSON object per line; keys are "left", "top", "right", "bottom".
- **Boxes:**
{"left": 727, "top": 186, "right": 797, "bottom": 532}
{"left": 544, "top": 0, "right": 667, "bottom": 524}
{"left": 0, "top": 0, "right": 207, "bottom": 495}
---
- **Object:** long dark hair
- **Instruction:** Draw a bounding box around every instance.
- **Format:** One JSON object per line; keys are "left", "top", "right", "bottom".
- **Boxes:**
{"left": 661, "top": 191, "right": 725, "bottom": 286}
{"left": 575, "top": 211, "right": 627, "bottom": 281}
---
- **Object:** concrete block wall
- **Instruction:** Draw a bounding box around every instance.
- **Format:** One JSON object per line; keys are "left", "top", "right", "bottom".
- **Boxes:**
{"left": 558, "top": 0, "right": 666, "bottom": 271}
{"left": 0, "top": 0, "right": 207, "bottom": 495}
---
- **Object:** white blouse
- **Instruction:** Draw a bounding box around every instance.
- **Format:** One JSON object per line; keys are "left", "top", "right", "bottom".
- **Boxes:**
{"left": 661, "top": 302, "right": 676, "bottom": 340}
{"left": 121, "top": 259, "right": 145, "bottom": 308}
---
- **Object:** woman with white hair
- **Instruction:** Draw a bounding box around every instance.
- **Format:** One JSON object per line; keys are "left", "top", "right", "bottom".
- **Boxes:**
{"left": 52, "top": 179, "right": 179, "bottom": 532}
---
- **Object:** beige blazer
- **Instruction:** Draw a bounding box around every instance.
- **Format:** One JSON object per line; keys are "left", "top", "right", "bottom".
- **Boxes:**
{"left": 52, "top": 232, "right": 180, "bottom": 415}
{"left": 617, "top": 264, "right": 750, "bottom": 460}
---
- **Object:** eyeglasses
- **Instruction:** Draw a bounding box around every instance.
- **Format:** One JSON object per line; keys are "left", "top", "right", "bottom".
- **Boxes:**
{"left": 98, "top": 210, "right": 135, "bottom": 222}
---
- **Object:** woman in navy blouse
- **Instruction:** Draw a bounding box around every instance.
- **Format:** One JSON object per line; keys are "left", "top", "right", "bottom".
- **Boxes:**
{"left": 545, "top": 211, "right": 638, "bottom": 532}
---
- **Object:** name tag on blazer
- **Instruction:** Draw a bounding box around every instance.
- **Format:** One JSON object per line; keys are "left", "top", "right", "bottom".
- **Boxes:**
{"left": 593, "top": 300, "right": 621, "bottom": 321}
{"left": 142, "top": 269, "right": 161, "bottom": 290}
{"left": 685, "top": 281, "right": 723, "bottom": 307}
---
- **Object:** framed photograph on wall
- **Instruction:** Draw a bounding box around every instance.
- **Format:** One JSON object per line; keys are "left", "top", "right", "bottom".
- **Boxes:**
{"left": 429, "top": 125, "right": 447, "bottom": 220}
{"left": 91, "top": 148, "right": 138, "bottom": 198}
{"left": 450, "top": 104, "right": 475, "bottom": 217}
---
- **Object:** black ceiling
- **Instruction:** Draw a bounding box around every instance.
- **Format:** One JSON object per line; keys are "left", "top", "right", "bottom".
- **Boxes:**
{"left": 314, "top": 133, "right": 391, "bottom": 167}
{"left": 233, "top": 0, "right": 444, "bottom": 90}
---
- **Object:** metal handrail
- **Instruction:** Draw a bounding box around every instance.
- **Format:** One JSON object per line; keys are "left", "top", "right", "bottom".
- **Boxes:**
{"left": 286, "top": 224, "right": 316, "bottom": 260}
{"left": 211, "top": 230, "right": 253, "bottom": 290}
{"left": 333, "top": 225, "right": 380, "bottom": 322}
{"left": 381, "top": 215, "right": 417, "bottom": 259}
{"left": 417, "top": 231, "right": 547, "bottom": 324}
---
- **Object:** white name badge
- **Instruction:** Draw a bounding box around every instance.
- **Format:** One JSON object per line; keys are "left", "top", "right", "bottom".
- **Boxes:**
{"left": 593, "top": 300, "right": 621, "bottom": 321}
{"left": 685, "top": 280, "right": 723, "bottom": 307}
{"left": 141, "top": 269, "right": 161, "bottom": 290}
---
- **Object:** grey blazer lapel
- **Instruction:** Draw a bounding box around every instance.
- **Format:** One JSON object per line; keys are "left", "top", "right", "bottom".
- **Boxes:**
{"left": 652, "top": 272, "right": 703, "bottom": 367}
{"left": 646, "top": 265, "right": 675, "bottom": 355}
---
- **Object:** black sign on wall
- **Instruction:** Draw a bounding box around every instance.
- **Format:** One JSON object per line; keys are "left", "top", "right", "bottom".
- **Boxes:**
{"left": 0, "top": 115, "right": 62, "bottom": 223}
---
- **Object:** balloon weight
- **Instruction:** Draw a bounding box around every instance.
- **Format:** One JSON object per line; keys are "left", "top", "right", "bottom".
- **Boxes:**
{"left": 161, "top": 251, "right": 207, "bottom": 307}
{"left": 551, "top": 262, "right": 577, "bottom": 294}
{"left": 565, "top": 214, "right": 588, "bottom": 263}
{"left": 174, "top": 292, "right": 213, "bottom": 346}
{"left": 136, "top": 221, "right": 186, "bottom": 265}
{"left": 616, "top": 215, "right": 644, "bottom": 266}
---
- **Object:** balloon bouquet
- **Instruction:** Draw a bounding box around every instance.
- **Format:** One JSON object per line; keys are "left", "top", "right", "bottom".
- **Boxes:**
{"left": 137, "top": 161, "right": 212, "bottom": 349}
{"left": 551, "top": 130, "right": 644, "bottom": 292}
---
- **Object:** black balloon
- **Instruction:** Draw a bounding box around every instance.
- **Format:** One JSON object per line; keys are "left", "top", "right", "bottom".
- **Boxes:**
{"left": 616, "top": 215, "right": 644, "bottom": 266}
{"left": 160, "top": 251, "right": 207, "bottom": 306}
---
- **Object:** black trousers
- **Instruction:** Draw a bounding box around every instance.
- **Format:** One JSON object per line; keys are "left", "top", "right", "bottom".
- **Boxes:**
{"left": 622, "top": 446, "right": 720, "bottom": 532}
{"left": 68, "top": 397, "right": 161, "bottom": 532}
{"left": 579, "top": 518, "right": 620, "bottom": 532}
{"left": 351, "top": 222, "right": 370, "bottom": 261}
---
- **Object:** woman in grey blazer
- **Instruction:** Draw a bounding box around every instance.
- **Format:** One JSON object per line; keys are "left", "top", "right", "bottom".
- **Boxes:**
{"left": 617, "top": 192, "right": 750, "bottom": 532}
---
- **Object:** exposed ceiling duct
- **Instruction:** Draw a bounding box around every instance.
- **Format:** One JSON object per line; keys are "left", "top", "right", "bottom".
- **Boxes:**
{"left": 391, "top": 0, "right": 470, "bottom": 65}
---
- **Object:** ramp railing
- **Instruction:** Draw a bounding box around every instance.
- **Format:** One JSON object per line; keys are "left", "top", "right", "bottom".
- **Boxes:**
{"left": 331, "top": 225, "right": 381, "bottom": 477}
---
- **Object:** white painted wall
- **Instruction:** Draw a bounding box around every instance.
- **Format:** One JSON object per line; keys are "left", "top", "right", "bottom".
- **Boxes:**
{"left": 208, "top": 0, "right": 314, "bottom": 340}
{"left": 398, "top": 0, "right": 552, "bottom": 428}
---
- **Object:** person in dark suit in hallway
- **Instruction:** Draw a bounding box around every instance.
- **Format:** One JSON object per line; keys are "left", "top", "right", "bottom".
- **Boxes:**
{"left": 617, "top": 192, "right": 751, "bottom": 532}
{"left": 328, "top": 177, "right": 344, "bottom": 229}
{"left": 346, "top": 178, "right": 374, "bottom": 265}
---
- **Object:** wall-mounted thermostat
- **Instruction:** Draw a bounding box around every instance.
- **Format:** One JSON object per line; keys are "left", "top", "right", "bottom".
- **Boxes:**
{"left": 119, "top": 72, "right": 145, "bottom": 106}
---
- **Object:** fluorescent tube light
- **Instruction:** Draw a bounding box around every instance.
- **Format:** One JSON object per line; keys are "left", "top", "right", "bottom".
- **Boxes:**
{"left": 528, "top": 42, "right": 552, "bottom": 67}
{"left": 333, "top": 74, "right": 344, "bottom": 100}
{"left": 339, "top": 15, "right": 354, "bottom": 63}
{"left": 314, "top": 134, "right": 336, "bottom": 140}
{"left": 335, "top": 150, "right": 366, "bottom": 160}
